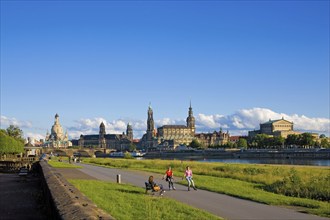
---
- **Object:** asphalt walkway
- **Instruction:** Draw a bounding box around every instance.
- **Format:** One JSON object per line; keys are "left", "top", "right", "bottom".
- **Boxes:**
{"left": 0, "top": 173, "right": 48, "bottom": 220}
{"left": 58, "top": 163, "right": 329, "bottom": 220}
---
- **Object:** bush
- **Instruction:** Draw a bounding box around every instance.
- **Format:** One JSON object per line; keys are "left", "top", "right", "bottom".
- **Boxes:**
{"left": 0, "top": 130, "right": 24, "bottom": 155}
{"left": 124, "top": 152, "right": 134, "bottom": 159}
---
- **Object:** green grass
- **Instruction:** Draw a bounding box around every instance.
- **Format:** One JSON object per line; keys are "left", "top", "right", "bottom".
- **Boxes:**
{"left": 69, "top": 179, "right": 222, "bottom": 220}
{"left": 177, "top": 175, "right": 330, "bottom": 217}
{"left": 82, "top": 158, "right": 330, "bottom": 217}
{"left": 48, "top": 160, "right": 82, "bottom": 168}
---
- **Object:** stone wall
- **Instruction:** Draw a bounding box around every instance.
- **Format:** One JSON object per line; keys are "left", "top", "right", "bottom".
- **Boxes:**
{"left": 39, "top": 161, "right": 115, "bottom": 220}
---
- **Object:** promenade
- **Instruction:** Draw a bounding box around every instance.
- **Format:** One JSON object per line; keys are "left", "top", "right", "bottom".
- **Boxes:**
{"left": 0, "top": 173, "right": 48, "bottom": 220}
{"left": 57, "top": 163, "right": 329, "bottom": 220}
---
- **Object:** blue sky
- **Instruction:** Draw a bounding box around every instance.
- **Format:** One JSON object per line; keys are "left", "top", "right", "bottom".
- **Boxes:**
{"left": 1, "top": 1, "right": 329, "bottom": 140}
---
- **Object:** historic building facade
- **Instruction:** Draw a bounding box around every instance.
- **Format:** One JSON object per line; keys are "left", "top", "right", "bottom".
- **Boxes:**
{"left": 140, "top": 103, "right": 230, "bottom": 149}
{"left": 195, "top": 128, "right": 230, "bottom": 147}
{"left": 157, "top": 103, "right": 196, "bottom": 147}
{"left": 248, "top": 118, "right": 301, "bottom": 139}
{"left": 44, "top": 114, "right": 72, "bottom": 148}
{"left": 78, "top": 122, "right": 133, "bottom": 150}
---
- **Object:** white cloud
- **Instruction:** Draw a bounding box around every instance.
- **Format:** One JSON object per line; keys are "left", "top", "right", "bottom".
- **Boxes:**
{"left": 0, "top": 115, "right": 32, "bottom": 128}
{"left": 195, "top": 108, "right": 330, "bottom": 136}
{"left": 196, "top": 114, "right": 222, "bottom": 128}
{"left": 69, "top": 118, "right": 147, "bottom": 139}
{"left": 25, "top": 132, "right": 45, "bottom": 142}
{"left": 3, "top": 108, "right": 329, "bottom": 141}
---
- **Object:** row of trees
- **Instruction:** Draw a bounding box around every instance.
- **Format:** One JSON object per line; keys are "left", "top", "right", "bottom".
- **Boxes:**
{"left": 188, "top": 133, "right": 330, "bottom": 149}
{"left": 0, "top": 125, "right": 25, "bottom": 155}
{"left": 189, "top": 139, "right": 249, "bottom": 149}
{"left": 250, "top": 133, "right": 330, "bottom": 149}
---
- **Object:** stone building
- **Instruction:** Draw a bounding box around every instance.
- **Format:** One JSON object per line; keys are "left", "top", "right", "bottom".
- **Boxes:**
{"left": 140, "top": 103, "right": 232, "bottom": 149}
{"left": 140, "top": 104, "right": 195, "bottom": 149}
{"left": 248, "top": 118, "right": 301, "bottom": 139}
{"left": 157, "top": 103, "right": 196, "bottom": 147}
{"left": 78, "top": 122, "right": 133, "bottom": 150}
{"left": 195, "top": 128, "right": 230, "bottom": 147}
{"left": 44, "top": 114, "right": 72, "bottom": 148}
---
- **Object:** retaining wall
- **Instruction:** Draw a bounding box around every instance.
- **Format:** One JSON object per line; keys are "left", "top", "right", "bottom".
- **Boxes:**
{"left": 39, "top": 161, "right": 114, "bottom": 220}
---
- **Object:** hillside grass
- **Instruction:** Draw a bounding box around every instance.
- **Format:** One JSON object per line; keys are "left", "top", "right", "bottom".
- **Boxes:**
{"left": 83, "top": 158, "right": 330, "bottom": 217}
{"left": 69, "top": 179, "right": 222, "bottom": 220}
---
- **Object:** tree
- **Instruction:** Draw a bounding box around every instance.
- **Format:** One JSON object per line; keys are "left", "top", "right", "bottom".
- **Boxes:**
{"left": 189, "top": 139, "right": 202, "bottom": 149}
{"left": 253, "top": 134, "right": 270, "bottom": 148}
{"left": 320, "top": 138, "right": 330, "bottom": 148}
{"left": 237, "top": 138, "right": 248, "bottom": 149}
{"left": 300, "top": 133, "right": 315, "bottom": 147}
{"left": 226, "top": 142, "right": 235, "bottom": 148}
{"left": 0, "top": 130, "right": 24, "bottom": 155}
{"left": 319, "top": 134, "right": 326, "bottom": 139}
{"left": 6, "top": 125, "right": 24, "bottom": 143}
{"left": 273, "top": 136, "right": 285, "bottom": 147}
{"left": 128, "top": 143, "right": 137, "bottom": 152}
{"left": 286, "top": 134, "right": 300, "bottom": 146}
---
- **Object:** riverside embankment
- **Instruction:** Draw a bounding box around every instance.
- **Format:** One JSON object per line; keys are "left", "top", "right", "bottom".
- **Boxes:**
{"left": 0, "top": 160, "right": 114, "bottom": 220}
{"left": 144, "top": 149, "right": 330, "bottom": 161}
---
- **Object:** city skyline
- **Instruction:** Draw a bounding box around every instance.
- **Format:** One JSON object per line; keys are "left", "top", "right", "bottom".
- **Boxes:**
{"left": 1, "top": 105, "right": 329, "bottom": 141}
{"left": 1, "top": 1, "right": 329, "bottom": 140}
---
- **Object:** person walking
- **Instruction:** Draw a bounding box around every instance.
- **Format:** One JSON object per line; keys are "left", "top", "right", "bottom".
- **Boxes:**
{"left": 184, "top": 166, "right": 197, "bottom": 191}
{"left": 163, "top": 166, "right": 176, "bottom": 190}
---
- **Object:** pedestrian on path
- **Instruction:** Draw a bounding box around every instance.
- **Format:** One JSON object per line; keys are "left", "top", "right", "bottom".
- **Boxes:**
{"left": 163, "top": 166, "right": 176, "bottom": 190}
{"left": 183, "top": 166, "right": 197, "bottom": 191}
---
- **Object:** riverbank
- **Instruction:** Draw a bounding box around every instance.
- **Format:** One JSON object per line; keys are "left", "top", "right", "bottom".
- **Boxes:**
{"left": 144, "top": 149, "right": 330, "bottom": 161}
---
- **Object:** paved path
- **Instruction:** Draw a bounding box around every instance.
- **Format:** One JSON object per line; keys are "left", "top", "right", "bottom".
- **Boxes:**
{"left": 0, "top": 173, "right": 48, "bottom": 220}
{"left": 60, "top": 164, "right": 329, "bottom": 220}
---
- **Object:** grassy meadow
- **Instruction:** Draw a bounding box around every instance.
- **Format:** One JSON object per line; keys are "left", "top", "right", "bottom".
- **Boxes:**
{"left": 69, "top": 179, "right": 222, "bottom": 220}
{"left": 82, "top": 158, "right": 330, "bottom": 217}
{"left": 48, "top": 158, "right": 82, "bottom": 168}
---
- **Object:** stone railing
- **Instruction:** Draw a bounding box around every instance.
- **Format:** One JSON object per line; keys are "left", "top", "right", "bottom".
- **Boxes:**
{"left": 0, "top": 157, "right": 38, "bottom": 172}
{"left": 39, "top": 161, "right": 114, "bottom": 220}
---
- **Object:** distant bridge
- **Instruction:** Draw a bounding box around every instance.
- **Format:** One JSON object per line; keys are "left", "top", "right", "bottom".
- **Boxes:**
{"left": 42, "top": 148, "right": 113, "bottom": 157}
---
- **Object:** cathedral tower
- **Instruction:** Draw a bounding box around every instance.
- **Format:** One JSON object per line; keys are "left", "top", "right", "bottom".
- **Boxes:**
{"left": 99, "top": 122, "right": 106, "bottom": 148}
{"left": 126, "top": 123, "right": 133, "bottom": 141}
{"left": 186, "top": 102, "right": 195, "bottom": 134}
{"left": 99, "top": 122, "right": 106, "bottom": 137}
{"left": 146, "top": 104, "right": 154, "bottom": 141}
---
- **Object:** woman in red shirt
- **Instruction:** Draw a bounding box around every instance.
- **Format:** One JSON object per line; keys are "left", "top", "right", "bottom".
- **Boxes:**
{"left": 163, "top": 166, "right": 176, "bottom": 190}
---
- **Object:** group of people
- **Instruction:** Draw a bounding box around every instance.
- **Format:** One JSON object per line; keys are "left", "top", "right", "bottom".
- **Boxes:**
{"left": 146, "top": 166, "right": 197, "bottom": 195}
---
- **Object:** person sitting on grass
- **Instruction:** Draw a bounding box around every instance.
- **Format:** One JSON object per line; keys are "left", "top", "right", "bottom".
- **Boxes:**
{"left": 145, "top": 175, "right": 165, "bottom": 196}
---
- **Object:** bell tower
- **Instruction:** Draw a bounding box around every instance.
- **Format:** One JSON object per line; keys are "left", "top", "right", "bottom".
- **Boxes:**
{"left": 186, "top": 101, "right": 195, "bottom": 135}
{"left": 126, "top": 123, "right": 133, "bottom": 141}
{"left": 99, "top": 122, "right": 106, "bottom": 148}
{"left": 146, "top": 104, "right": 154, "bottom": 141}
